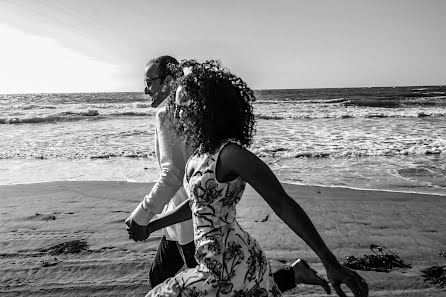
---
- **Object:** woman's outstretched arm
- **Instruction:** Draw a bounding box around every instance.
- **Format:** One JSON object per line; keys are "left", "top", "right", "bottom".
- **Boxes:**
{"left": 217, "top": 143, "right": 368, "bottom": 297}
{"left": 146, "top": 198, "right": 192, "bottom": 234}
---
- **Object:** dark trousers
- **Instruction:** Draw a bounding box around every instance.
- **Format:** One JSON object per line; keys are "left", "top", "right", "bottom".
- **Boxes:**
{"left": 149, "top": 236, "right": 296, "bottom": 292}
{"left": 274, "top": 266, "right": 296, "bottom": 292}
{"left": 149, "top": 236, "right": 198, "bottom": 288}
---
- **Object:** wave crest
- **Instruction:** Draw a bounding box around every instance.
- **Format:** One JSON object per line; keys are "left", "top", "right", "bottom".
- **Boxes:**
{"left": 253, "top": 146, "right": 444, "bottom": 159}
{"left": 255, "top": 108, "right": 446, "bottom": 120}
{"left": 0, "top": 108, "right": 159, "bottom": 124}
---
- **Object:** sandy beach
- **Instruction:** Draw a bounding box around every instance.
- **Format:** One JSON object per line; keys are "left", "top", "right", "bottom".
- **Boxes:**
{"left": 0, "top": 181, "right": 445, "bottom": 296}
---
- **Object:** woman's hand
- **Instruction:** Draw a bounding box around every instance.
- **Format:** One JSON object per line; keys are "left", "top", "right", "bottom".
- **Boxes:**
{"left": 325, "top": 261, "right": 368, "bottom": 297}
{"left": 125, "top": 216, "right": 149, "bottom": 242}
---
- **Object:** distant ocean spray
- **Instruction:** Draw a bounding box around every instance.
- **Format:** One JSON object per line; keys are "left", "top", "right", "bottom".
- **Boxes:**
{"left": 1, "top": 86, "right": 445, "bottom": 195}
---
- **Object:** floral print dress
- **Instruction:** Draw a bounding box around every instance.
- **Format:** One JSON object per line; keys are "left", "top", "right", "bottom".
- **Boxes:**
{"left": 146, "top": 140, "right": 281, "bottom": 297}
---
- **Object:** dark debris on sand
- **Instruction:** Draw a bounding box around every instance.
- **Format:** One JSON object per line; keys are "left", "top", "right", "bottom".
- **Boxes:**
{"left": 30, "top": 212, "right": 56, "bottom": 221}
{"left": 40, "top": 239, "right": 89, "bottom": 255}
{"left": 343, "top": 244, "right": 411, "bottom": 273}
{"left": 41, "top": 258, "right": 61, "bottom": 267}
{"left": 421, "top": 265, "right": 446, "bottom": 289}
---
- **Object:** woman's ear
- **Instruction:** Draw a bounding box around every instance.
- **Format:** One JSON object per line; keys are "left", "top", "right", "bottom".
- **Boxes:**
{"left": 164, "top": 75, "right": 173, "bottom": 84}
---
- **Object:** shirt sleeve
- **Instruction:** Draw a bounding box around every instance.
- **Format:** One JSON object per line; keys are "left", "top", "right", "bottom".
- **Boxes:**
{"left": 136, "top": 109, "right": 188, "bottom": 224}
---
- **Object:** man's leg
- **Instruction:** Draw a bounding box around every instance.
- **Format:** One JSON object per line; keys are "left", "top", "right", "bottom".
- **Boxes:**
{"left": 273, "top": 266, "right": 297, "bottom": 292}
{"left": 178, "top": 240, "right": 197, "bottom": 268}
{"left": 149, "top": 236, "right": 185, "bottom": 287}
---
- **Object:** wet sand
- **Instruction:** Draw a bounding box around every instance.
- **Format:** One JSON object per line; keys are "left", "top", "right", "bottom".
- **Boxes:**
{"left": 0, "top": 181, "right": 445, "bottom": 296}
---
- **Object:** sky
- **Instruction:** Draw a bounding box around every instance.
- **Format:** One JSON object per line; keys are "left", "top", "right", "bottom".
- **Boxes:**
{"left": 0, "top": 0, "right": 445, "bottom": 93}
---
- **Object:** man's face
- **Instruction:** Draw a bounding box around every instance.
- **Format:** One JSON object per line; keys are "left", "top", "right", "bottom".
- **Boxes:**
{"left": 144, "top": 62, "right": 170, "bottom": 108}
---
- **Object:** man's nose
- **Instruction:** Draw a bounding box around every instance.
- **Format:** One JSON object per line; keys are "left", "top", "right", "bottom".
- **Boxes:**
{"left": 144, "top": 86, "right": 149, "bottom": 94}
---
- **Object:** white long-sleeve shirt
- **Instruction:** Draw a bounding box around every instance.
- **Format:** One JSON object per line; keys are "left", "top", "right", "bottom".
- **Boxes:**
{"left": 131, "top": 107, "right": 194, "bottom": 245}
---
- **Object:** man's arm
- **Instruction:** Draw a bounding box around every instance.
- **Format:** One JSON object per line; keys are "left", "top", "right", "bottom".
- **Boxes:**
{"left": 128, "top": 109, "right": 187, "bottom": 226}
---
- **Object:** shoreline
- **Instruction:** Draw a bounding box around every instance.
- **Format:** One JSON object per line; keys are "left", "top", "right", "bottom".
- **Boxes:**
{"left": 1, "top": 181, "right": 445, "bottom": 296}
{"left": 2, "top": 179, "right": 446, "bottom": 197}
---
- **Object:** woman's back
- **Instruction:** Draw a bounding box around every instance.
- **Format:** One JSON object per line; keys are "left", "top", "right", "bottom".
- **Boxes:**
{"left": 185, "top": 140, "right": 246, "bottom": 238}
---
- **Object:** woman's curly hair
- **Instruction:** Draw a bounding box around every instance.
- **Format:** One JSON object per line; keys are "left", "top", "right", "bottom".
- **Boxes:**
{"left": 167, "top": 60, "right": 256, "bottom": 155}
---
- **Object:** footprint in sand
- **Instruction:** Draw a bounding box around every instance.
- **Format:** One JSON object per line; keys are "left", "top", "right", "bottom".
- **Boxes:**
{"left": 110, "top": 210, "right": 128, "bottom": 213}
{"left": 255, "top": 214, "right": 270, "bottom": 222}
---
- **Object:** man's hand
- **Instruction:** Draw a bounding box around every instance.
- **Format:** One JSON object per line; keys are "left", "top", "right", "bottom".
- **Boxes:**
{"left": 125, "top": 216, "right": 149, "bottom": 242}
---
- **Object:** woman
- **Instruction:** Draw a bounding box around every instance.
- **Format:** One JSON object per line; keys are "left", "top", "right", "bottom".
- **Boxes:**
{"left": 142, "top": 60, "right": 368, "bottom": 297}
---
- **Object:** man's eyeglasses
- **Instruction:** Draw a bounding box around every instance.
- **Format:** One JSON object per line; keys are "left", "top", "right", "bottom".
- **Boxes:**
{"left": 144, "top": 76, "right": 164, "bottom": 88}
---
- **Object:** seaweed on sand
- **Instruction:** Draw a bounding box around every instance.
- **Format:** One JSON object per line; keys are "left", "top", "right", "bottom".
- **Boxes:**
{"left": 40, "top": 239, "right": 89, "bottom": 255}
{"left": 421, "top": 265, "right": 446, "bottom": 289}
{"left": 342, "top": 244, "right": 411, "bottom": 273}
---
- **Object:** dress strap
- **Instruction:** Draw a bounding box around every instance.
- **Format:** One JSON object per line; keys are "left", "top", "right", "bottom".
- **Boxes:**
{"left": 216, "top": 138, "right": 242, "bottom": 152}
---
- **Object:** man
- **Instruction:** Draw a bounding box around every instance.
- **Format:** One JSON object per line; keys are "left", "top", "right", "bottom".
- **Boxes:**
{"left": 126, "top": 55, "right": 331, "bottom": 294}
{"left": 125, "top": 55, "right": 197, "bottom": 287}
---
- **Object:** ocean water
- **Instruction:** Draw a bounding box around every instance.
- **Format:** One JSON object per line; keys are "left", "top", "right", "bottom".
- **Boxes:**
{"left": 1, "top": 86, "right": 445, "bottom": 195}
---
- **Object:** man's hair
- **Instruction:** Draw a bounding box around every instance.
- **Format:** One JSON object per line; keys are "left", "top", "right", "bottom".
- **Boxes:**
{"left": 167, "top": 60, "right": 256, "bottom": 155}
{"left": 147, "top": 55, "right": 179, "bottom": 80}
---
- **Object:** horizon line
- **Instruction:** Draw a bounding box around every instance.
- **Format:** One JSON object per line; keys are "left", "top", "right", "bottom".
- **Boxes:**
{"left": 1, "top": 84, "right": 445, "bottom": 96}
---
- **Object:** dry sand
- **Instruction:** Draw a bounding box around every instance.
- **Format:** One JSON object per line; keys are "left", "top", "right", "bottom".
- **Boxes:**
{"left": 0, "top": 181, "right": 445, "bottom": 296}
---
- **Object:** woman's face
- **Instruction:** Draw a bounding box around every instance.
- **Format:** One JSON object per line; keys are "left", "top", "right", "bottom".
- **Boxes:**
{"left": 174, "top": 85, "right": 189, "bottom": 121}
